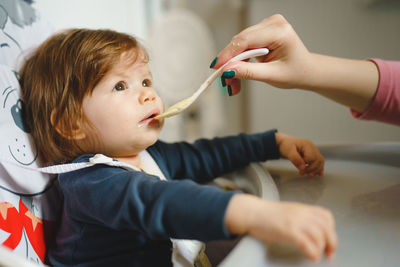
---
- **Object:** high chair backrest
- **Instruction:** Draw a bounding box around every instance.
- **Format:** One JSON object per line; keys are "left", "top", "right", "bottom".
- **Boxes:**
{"left": 0, "top": 0, "right": 60, "bottom": 264}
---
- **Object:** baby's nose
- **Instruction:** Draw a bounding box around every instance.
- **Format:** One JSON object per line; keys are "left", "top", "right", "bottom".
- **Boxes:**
{"left": 139, "top": 90, "right": 156, "bottom": 104}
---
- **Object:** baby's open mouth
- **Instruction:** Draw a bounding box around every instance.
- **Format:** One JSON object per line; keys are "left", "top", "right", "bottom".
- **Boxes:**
{"left": 139, "top": 110, "right": 160, "bottom": 124}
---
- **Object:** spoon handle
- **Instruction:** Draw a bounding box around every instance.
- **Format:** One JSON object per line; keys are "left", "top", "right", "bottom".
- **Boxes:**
{"left": 155, "top": 48, "right": 269, "bottom": 119}
{"left": 193, "top": 48, "right": 269, "bottom": 98}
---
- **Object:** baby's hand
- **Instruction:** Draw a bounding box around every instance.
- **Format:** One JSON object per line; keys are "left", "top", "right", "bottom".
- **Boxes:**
{"left": 251, "top": 199, "right": 337, "bottom": 262}
{"left": 225, "top": 195, "right": 338, "bottom": 262}
{"left": 275, "top": 132, "right": 324, "bottom": 176}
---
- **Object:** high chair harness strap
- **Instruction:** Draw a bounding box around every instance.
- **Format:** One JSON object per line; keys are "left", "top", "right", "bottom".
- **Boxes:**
{"left": 0, "top": 154, "right": 140, "bottom": 174}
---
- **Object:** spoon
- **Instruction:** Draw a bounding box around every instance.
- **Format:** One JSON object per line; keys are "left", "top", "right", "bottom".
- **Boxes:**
{"left": 154, "top": 48, "right": 269, "bottom": 120}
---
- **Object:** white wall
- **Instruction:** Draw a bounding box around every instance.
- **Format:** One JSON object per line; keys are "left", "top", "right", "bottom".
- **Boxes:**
{"left": 185, "top": 0, "right": 251, "bottom": 136}
{"left": 246, "top": 0, "right": 400, "bottom": 143}
{"left": 33, "top": 0, "right": 147, "bottom": 39}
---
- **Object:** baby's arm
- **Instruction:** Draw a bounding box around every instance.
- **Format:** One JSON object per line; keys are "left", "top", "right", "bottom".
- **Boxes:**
{"left": 60, "top": 162, "right": 237, "bottom": 241}
{"left": 225, "top": 194, "right": 337, "bottom": 262}
{"left": 152, "top": 130, "right": 279, "bottom": 183}
{"left": 154, "top": 130, "right": 324, "bottom": 181}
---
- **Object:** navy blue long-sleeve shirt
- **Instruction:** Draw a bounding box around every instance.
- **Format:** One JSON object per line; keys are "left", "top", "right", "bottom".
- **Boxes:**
{"left": 48, "top": 130, "right": 279, "bottom": 266}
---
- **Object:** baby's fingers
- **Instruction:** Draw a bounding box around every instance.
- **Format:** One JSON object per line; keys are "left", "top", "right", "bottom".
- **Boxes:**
{"left": 287, "top": 149, "right": 307, "bottom": 175}
{"left": 305, "top": 158, "right": 324, "bottom": 176}
{"left": 294, "top": 233, "right": 321, "bottom": 262}
{"left": 323, "top": 216, "right": 338, "bottom": 259}
{"left": 314, "top": 208, "right": 337, "bottom": 259}
{"left": 299, "top": 212, "right": 336, "bottom": 262}
{"left": 304, "top": 227, "right": 326, "bottom": 262}
{"left": 303, "top": 149, "right": 325, "bottom": 176}
{"left": 324, "top": 228, "right": 338, "bottom": 259}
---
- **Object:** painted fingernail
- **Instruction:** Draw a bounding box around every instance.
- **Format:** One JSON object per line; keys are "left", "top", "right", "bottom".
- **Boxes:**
{"left": 209, "top": 57, "right": 218, "bottom": 68}
{"left": 221, "top": 77, "right": 226, "bottom": 87}
{"left": 222, "top": 70, "right": 236, "bottom": 79}
{"left": 227, "top": 85, "right": 232, "bottom": 96}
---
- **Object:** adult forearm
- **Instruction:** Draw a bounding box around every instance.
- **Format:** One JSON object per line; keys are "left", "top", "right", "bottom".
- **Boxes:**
{"left": 303, "top": 54, "right": 379, "bottom": 112}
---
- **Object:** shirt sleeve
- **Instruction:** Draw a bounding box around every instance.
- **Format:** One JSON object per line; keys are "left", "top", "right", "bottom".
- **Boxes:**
{"left": 58, "top": 161, "right": 237, "bottom": 242}
{"left": 351, "top": 59, "right": 400, "bottom": 126}
{"left": 149, "top": 129, "right": 279, "bottom": 183}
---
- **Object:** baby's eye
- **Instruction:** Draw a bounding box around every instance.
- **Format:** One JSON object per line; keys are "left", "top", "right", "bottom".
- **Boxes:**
{"left": 113, "top": 81, "right": 128, "bottom": 91}
{"left": 142, "top": 79, "right": 152, "bottom": 87}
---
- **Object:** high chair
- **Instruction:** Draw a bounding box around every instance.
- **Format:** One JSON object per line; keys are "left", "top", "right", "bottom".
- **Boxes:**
{"left": 0, "top": 0, "right": 59, "bottom": 265}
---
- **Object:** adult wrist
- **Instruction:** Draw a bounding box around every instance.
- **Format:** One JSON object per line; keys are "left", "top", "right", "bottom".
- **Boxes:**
{"left": 297, "top": 53, "right": 324, "bottom": 92}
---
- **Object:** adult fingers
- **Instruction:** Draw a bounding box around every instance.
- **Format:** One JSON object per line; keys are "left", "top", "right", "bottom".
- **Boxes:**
{"left": 225, "top": 78, "right": 241, "bottom": 96}
{"left": 211, "top": 14, "right": 292, "bottom": 69}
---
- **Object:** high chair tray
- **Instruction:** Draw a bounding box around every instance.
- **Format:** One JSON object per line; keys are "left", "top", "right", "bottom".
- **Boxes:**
{"left": 219, "top": 142, "right": 400, "bottom": 267}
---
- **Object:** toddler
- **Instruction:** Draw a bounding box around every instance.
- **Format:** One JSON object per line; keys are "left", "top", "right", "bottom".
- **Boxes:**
{"left": 19, "top": 29, "right": 337, "bottom": 266}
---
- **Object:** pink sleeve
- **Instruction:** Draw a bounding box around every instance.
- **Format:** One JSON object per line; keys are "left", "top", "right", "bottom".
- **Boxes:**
{"left": 351, "top": 58, "right": 400, "bottom": 126}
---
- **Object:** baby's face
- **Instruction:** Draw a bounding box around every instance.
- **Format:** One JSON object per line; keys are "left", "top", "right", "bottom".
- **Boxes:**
{"left": 81, "top": 52, "right": 164, "bottom": 157}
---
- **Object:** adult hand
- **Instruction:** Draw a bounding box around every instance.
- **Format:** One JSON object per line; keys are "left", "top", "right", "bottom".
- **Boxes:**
{"left": 210, "top": 14, "right": 313, "bottom": 96}
{"left": 210, "top": 14, "right": 379, "bottom": 113}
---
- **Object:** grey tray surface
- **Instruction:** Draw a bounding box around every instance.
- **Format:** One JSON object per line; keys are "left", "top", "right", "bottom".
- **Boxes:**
{"left": 220, "top": 143, "right": 400, "bottom": 267}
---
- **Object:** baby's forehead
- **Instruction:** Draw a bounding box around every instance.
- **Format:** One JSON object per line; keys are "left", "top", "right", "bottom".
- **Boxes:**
{"left": 120, "top": 49, "right": 148, "bottom": 65}
{"left": 110, "top": 51, "right": 151, "bottom": 76}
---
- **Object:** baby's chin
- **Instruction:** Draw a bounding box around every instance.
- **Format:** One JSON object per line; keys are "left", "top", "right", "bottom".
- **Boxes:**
{"left": 141, "top": 128, "right": 163, "bottom": 147}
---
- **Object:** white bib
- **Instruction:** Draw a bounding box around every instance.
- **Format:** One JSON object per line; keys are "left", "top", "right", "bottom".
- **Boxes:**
{"left": 138, "top": 151, "right": 208, "bottom": 267}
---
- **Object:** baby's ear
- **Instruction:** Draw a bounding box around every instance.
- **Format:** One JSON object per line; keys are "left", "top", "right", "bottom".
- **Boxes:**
{"left": 50, "top": 109, "right": 86, "bottom": 140}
